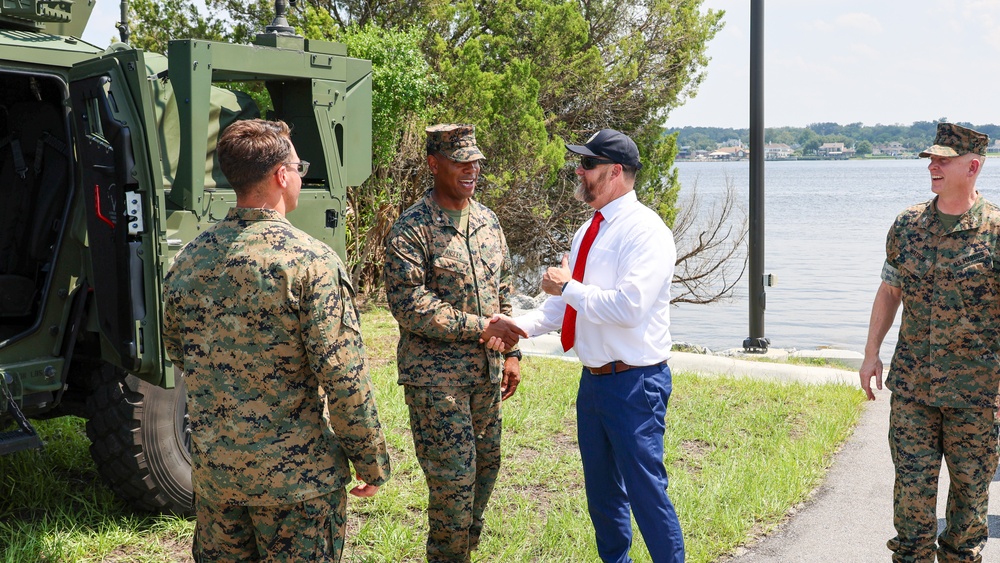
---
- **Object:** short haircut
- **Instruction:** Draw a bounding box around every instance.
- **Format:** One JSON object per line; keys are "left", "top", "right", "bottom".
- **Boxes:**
{"left": 217, "top": 119, "right": 293, "bottom": 193}
{"left": 620, "top": 163, "right": 637, "bottom": 181}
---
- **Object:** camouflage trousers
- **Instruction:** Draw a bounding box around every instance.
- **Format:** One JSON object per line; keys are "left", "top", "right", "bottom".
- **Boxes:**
{"left": 404, "top": 382, "right": 502, "bottom": 563}
{"left": 192, "top": 489, "right": 347, "bottom": 562}
{"left": 887, "top": 394, "right": 999, "bottom": 563}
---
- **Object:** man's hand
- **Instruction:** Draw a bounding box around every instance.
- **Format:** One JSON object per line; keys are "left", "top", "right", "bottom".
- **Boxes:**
{"left": 349, "top": 475, "right": 380, "bottom": 498}
{"left": 859, "top": 354, "right": 883, "bottom": 401}
{"left": 480, "top": 314, "right": 527, "bottom": 351}
{"left": 859, "top": 282, "right": 900, "bottom": 402}
{"left": 541, "top": 255, "right": 572, "bottom": 295}
{"left": 484, "top": 335, "right": 504, "bottom": 352}
{"left": 501, "top": 356, "right": 521, "bottom": 400}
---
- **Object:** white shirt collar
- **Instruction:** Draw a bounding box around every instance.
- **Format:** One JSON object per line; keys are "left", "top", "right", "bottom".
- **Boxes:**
{"left": 596, "top": 190, "right": 638, "bottom": 224}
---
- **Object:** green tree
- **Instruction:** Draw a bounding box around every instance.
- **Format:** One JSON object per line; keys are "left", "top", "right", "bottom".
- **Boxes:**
{"left": 856, "top": 140, "right": 873, "bottom": 156}
{"left": 794, "top": 128, "right": 817, "bottom": 149}
{"left": 685, "top": 132, "right": 717, "bottom": 151}
{"left": 766, "top": 127, "right": 798, "bottom": 146}
{"left": 808, "top": 122, "right": 841, "bottom": 136}
{"left": 412, "top": 0, "right": 724, "bottom": 290}
{"left": 672, "top": 121, "right": 1000, "bottom": 160}
{"left": 128, "top": 0, "right": 725, "bottom": 297}
{"left": 802, "top": 138, "right": 821, "bottom": 155}
{"left": 128, "top": 0, "right": 227, "bottom": 51}
{"left": 316, "top": 21, "right": 443, "bottom": 291}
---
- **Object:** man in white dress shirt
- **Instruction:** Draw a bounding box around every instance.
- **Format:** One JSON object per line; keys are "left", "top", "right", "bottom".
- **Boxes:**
{"left": 491, "top": 129, "right": 682, "bottom": 562}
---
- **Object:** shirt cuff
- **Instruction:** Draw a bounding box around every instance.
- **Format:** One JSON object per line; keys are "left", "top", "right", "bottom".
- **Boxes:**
{"left": 561, "top": 280, "right": 579, "bottom": 309}
{"left": 514, "top": 316, "right": 532, "bottom": 337}
{"left": 881, "top": 260, "right": 901, "bottom": 287}
{"left": 468, "top": 314, "right": 489, "bottom": 340}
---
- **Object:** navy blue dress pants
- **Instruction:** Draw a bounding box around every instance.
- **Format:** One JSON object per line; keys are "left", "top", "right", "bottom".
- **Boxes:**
{"left": 577, "top": 362, "right": 684, "bottom": 563}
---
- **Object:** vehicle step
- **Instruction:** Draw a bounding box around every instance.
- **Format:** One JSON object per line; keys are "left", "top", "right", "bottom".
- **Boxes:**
{"left": 1, "top": 374, "right": 43, "bottom": 455}
{"left": 0, "top": 429, "right": 42, "bottom": 455}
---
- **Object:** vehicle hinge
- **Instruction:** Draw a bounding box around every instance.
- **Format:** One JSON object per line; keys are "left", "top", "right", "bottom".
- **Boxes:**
{"left": 126, "top": 190, "right": 145, "bottom": 235}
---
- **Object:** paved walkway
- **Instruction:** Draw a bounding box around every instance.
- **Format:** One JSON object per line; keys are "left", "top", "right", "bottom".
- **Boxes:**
{"left": 518, "top": 335, "right": 1000, "bottom": 562}
{"left": 724, "top": 384, "right": 1000, "bottom": 563}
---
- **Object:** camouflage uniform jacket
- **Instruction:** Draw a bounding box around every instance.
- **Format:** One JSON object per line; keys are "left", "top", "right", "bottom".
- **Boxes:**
{"left": 884, "top": 195, "right": 1000, "bottom": 409}
{"left": 162, "top": 207, "right": 390, "bottom": 506}
{"left": 384, "top": 192, "right": 513, "bottom": 386}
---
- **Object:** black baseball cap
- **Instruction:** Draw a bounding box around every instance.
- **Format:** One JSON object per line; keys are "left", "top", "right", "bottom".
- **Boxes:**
{"left": 565, "top": 129, "right": 643, "bottom": 170}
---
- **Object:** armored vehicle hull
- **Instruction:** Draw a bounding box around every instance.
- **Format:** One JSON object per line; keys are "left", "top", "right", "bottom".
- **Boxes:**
{"left": 0, "top": 3, "right": 371, "bottom": 514}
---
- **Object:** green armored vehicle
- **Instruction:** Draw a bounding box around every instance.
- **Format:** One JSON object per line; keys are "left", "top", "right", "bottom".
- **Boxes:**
{"left": 0, "top": 0, "right": 372, "bottom": 514}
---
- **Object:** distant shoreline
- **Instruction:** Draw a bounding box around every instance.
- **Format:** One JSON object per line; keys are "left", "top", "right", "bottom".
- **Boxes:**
{"left": 675, "top": 155, "right": 921, "bottom": 163}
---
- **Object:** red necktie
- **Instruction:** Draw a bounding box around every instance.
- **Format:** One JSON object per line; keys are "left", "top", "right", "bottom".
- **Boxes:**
{"left": 561, "top": 211, "right": 603, "bottom": 352}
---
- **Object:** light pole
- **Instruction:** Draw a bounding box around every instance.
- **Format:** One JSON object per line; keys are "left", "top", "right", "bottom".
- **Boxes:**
{"left": 743, "top": 0, "right": 771, "bottom": 353}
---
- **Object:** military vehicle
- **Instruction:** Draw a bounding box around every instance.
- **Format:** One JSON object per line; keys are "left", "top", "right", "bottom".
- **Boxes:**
{"left": 0, "top": 0, "right": 371, "bottom": 514}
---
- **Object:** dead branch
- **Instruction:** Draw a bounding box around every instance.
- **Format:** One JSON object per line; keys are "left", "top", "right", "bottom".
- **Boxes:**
{"left": 671, "top": 176, "right": 748, "bottom": 305}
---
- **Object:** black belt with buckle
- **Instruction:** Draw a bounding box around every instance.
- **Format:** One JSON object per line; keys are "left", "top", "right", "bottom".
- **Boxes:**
{"left": 587, "top": 360, "right": 666, "bottom": 376}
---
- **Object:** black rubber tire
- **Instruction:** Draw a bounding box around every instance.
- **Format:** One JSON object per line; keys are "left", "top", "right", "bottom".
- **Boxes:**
{"left": 85, "top": 366, "right": 193, "bottom": 515}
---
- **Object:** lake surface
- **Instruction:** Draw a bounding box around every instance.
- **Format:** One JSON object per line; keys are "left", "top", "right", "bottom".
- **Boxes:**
{"left": 668, "top": 158, "right": 1000, "bottom": 356}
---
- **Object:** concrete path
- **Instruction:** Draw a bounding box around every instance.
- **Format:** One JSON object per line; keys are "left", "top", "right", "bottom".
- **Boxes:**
{"left": 723, "top": 385, "right": 1000, "bottom": 563}
{"left": 517, "top": 335, "right": 1000, "bottom": 562}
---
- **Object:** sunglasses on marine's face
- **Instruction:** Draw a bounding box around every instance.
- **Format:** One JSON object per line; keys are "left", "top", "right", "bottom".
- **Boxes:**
{"left": 580, "top": 156, "right": 616, "bottom": 170}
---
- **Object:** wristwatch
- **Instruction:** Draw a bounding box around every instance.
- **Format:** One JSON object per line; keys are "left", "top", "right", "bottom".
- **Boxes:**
{"left": 503, "top": 349, "right": 522, "bottom": 361}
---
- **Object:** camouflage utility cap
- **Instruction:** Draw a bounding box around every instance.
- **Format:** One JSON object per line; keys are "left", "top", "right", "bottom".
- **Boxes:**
{"left": 919, "top": 122, "right": 989, "bottom": 158}
{"left": 426, "top": 124, "right": 485, "bottom": 162}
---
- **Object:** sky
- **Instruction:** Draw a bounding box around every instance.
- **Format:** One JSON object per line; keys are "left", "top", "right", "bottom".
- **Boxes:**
{"left": 665, "top": 0, "right": 1000, "bottom": 129}
{"left": 81, "top": 0, "right": 1000, "bottom": 129}
{"left": 81, "top": 1, "right": 124, "bottom": 47}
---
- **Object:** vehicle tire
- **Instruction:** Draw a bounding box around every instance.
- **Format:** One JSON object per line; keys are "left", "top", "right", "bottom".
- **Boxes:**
{"left": 85, "top": 365, "right": 193, "bottom": 515}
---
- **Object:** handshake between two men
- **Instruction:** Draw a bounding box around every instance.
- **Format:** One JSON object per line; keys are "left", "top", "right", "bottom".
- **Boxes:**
{"left": 480, "top": 253, "right": 575, "bottom": 353}
{"left": 477, "top": 254, "right": 575, "bottom": 401}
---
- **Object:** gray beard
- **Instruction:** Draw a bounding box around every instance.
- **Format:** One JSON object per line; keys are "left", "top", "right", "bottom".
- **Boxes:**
{"left": 574, "top": 182, "right": 596, "bottom": 203}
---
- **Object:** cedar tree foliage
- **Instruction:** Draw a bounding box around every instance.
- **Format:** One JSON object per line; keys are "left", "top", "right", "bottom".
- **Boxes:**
{"left": 129, "top": 0, "right": 742, "bottom": 303}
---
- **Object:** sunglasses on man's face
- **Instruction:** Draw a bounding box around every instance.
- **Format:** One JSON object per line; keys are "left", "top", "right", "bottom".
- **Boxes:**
{"left": 580, "top": 156, "right": 616, "bottom": 170}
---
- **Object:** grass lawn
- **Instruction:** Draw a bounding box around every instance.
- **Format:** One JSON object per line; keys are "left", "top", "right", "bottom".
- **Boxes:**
{"left": 0, "top": 308, "right": 866, "bottom": 562}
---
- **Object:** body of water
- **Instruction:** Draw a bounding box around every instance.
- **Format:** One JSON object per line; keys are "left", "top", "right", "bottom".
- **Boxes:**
{"left": 668, "top": 158, "right": 1000, "bottom": 356}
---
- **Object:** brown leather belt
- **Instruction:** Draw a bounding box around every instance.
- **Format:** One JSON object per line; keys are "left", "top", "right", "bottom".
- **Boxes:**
{"left": 586, "top": 360, "right": 666, "bottom": 376}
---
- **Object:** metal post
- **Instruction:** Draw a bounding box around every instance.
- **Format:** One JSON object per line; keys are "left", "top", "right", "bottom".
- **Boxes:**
{"left": 743, "top": 0, "right": 769, "bottom": 353}
{"left": 265, "top": 0, "right": 297, "bottom": 35}
{"left": 116, "top": 0, "right": 130, "bottom": 43}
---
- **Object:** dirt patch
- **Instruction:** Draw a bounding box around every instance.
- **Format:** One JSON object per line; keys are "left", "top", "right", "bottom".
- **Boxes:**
{"left": 161, "top": 538, "right": 195, "bottom": 563}
{"left": 677, "top": 438, "right": 713, "bottom": 476}
{"left": 500, "top": 422, "right": 584, "bottom": 515}
{"left": 104, "top": 536, "right": 193, "bottom": 563}
{"left": 788, "top": 413, "right": 807, "bottom": 440}
{"left": 552, "top": 423, "right": 579, "bottom": 451}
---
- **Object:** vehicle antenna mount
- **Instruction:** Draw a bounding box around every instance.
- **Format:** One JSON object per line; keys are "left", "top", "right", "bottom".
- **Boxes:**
{"left": 116, "top": 0, "right": 130, "bottom": 43}
{"left": 265, "top": 0, "right": 298, "bottom": 36}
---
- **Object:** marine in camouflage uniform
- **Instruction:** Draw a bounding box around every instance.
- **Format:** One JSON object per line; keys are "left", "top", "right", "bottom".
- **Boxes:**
{"left": 861, "top": 123, "right": 1000, "bottom": 563}
{"left": 162, "top": 119, "right": 390, "bottom": 563}
{"left": 384, "top": 124, "right": 525, "bottom": 562}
